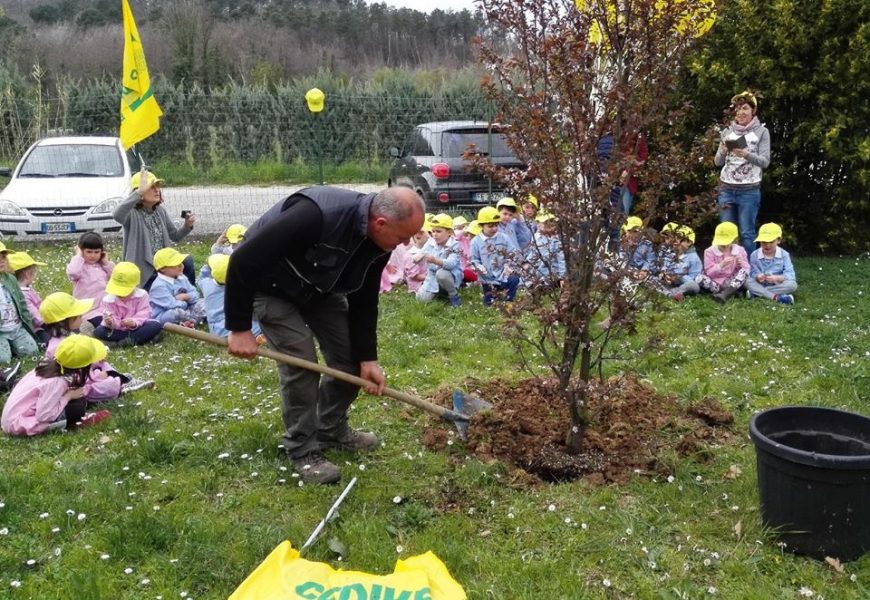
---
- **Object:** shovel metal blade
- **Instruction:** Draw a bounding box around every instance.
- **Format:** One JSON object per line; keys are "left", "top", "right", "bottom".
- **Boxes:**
{"left": 452, "top": 390, "right": 493, "bottom": 440}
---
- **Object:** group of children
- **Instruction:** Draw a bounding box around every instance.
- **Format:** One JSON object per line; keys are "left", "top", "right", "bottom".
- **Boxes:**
{"left": 380, "top": 195, "right": 565, "bottom": 306}
{"left": 0, "top": 224, "right": 254, "bottom": 438}
{"left": 379, "top": 194, "right": 797, "bottom": 311}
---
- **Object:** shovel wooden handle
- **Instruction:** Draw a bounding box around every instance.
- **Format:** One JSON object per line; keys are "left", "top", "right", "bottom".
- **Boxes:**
{"left": 163, "top": 323, "right": 468, "bottom": 422}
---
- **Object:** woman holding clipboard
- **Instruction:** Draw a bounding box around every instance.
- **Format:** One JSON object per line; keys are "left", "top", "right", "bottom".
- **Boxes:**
{"left": 713, "top": 91, "right": 771, "bottom": 256}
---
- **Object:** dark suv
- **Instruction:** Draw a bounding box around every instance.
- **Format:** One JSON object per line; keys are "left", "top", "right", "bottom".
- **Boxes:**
{"left": 388, "top": 121, "right": 524, "bottom": 210}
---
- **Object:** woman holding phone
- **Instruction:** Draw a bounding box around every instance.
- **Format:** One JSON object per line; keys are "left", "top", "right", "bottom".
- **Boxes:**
{"left": 113, "top": 167, "right": 196, "bottom": 289}
{"left": 713, "top": 91, "right": 771, "bottom": 256}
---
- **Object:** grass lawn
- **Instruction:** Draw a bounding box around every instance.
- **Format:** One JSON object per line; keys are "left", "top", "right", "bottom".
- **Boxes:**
{"left": 0, "top": 238, "right": 868, "bottom": 599}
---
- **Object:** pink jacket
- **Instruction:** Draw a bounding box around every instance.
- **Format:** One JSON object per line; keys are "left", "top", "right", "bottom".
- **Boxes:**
{"left": 46, "top": 337, "right": 121, "bottom": 402}
{"left": 379, "top": 244, "right": 409, "bottom": 293}
{"left": 703, "top": 244, "right": 750, "bottom": 286}
{"left": 455, "top": 234, "right": 472, "bottom": 270}
{"left": 1, "top": 370, "right": 70, "bottom": 436}
{"left": 99, "top": 289, "right": 153, "bottom": 331}
{"left": 67, "top": 255, "right": 115, "bottom": 320}
{"left": 403, "top": 247, "right": 428, "bottom": 293}
{"left": 20, "top": 285, "right": 43, "bottom": 329}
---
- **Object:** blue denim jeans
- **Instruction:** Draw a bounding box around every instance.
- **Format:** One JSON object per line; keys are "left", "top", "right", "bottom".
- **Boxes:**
{"left": 718, "top": 187, "right": 760, "bottom": 257}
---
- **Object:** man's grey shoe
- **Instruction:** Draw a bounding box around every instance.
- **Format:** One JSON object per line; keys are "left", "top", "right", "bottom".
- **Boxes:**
{"left": 292, "top": 452, "right": 341, "bottom": 485}
{"left": 321, "top": 429, "right": 380, "bottom": 452}
{"left": 120, "top": 378, "right": 155, "bottom": 395}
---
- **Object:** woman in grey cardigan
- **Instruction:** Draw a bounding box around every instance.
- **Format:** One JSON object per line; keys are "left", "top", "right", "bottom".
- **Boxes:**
{"left": 714, "top": 91, "right": 771, "bottom": 257}
{"left": 113, "top": 169, "right": 196, "bottom": 289}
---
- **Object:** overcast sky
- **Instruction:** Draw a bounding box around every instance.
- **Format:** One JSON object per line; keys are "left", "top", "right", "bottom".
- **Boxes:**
{"left": 372, "top": 0, "right": 478, "bottom": 14}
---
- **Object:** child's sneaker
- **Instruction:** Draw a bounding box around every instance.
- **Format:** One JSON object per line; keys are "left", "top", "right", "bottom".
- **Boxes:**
{"left": 78, "top": 409, "right": 112, "bottom": 428}
{"left": 672, "top": 292, "right": 684, "bottom": 302}
{"left": 776, "top": 294, "right": 795, "bottom": 305}
{"left": 120, "top": 378, "right": 155, "bottom": 395}
{"left": 181, "top": 320, "right": 196, "bottom": 329}
{"left": 449, "top": 295, "right": 461, "bottom": 308}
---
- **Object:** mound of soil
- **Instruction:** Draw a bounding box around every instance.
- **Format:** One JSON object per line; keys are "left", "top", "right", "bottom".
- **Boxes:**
{"left": 425, "top": 375, "right": 735, "bottom": 484}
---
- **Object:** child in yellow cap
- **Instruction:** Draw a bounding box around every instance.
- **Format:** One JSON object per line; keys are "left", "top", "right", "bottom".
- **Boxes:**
{"left": 200, "top": 254, "right": 265, "bottom": 341}
{"left": 149, "top": 248, "right": 206, "bottom": 327}
{"left": 211, "top": 223, "right": 248, "bottom": 256}
{"left": 0, "top": 242, "right": 40, "bottom": 366}
{"left": 1, "top": 335, "right": 112, "bottom": 436}
{"left": 470, "top": 206, "right": 521, "bottom": 305}
{"left": 9, "top": 251, "right": 50, "bottom": 346}
{"left": 698, "top": 221, "right": 750, "bottom": 303}
{"left": 650, "top": 226, "right": 703, "bottom": 301}
{"left": 747, "top": 223, "right": 797, "bottom": 304}
{"left": 95, "top": 262, "right": 163, "bottom": 346}
{"left": 415, "top": 213, "right": 463, "bottom": 307}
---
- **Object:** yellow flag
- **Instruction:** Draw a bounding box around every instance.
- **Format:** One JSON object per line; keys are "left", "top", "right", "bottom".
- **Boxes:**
{"left": 120, "top": 0, "right": 162, "bottom": 150}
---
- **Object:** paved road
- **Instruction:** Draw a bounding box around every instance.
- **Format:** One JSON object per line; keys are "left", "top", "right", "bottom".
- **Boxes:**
{"left": 159, "top": 183, "right": 383, "bottom": 235}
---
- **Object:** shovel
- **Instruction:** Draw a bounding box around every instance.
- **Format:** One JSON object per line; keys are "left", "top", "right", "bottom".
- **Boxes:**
{"left": 163, "top": 323, "right": 477, "bottom": 434}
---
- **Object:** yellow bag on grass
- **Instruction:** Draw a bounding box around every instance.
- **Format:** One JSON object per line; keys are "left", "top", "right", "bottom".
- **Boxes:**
{"left": 229, "top": 541, "right": 467, "bottom": 600}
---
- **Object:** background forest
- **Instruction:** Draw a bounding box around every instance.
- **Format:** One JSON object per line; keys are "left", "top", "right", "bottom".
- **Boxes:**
{"left": 0, "top": 0, "right": 868, "bottom": 253}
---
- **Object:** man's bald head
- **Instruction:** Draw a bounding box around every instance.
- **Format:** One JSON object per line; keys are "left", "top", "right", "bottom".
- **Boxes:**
{"left": 367, "top": 187, "right": 426, "bottom": 251}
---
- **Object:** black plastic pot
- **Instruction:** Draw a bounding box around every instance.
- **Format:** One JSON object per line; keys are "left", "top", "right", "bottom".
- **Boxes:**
{"left": 749, "top": 406, "right": 870, "bottom": 561}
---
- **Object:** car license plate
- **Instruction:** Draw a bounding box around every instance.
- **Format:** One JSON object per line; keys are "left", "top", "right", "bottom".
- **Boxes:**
{"left": 41, "top": 222, "right": 75, "bottom": 234}
{"left": 471, "top": 192, "right": 505, "bottom": 203}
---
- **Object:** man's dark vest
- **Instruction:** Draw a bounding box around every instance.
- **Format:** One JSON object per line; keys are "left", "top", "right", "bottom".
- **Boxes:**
{"left": 244, "top": 186, "right": 384, "bottom": 304}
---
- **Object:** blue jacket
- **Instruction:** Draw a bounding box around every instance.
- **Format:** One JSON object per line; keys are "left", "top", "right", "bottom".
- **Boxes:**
{"left": 675, "top": 248, "right": 703, "bottom": 284}
{"left": 199, "top": 265, "right": 260, "bottom": 337}
{"left": 527, "top": 232, "right": 566, "bottom": 280}
{"left": 750, "top": 247, "right": 796, "bottom": 282}
{"left": 149, "top": 273, "right": 200, "bottom": 320}
{"left": 470, "top": 231, "right": 519, "bottom": 283}
{"left": 420, "top": 238, "right": 463, "bottom": 294}
{"left": 622, "top": 239, "right": 655, "bottom": 272}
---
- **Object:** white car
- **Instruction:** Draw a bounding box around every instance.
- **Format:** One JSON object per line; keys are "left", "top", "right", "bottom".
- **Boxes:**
{"left": 0, "top": 136, "right": 139, "bottom": 237}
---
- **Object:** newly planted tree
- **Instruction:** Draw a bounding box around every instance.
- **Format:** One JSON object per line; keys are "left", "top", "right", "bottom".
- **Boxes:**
{"left": 476, "top": 0, "right": 717, "bottom": 452}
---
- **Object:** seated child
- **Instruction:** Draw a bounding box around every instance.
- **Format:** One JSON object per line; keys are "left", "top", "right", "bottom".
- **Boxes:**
{"left": 470, "top": 206, "right": 521, "bottom": 305}
{"left": 747, "top": 223, "right": 797, "bottom": 305}
{"left": 0, "top": 242, "right": 39, "bottom": 364}
{"left": 9, "top": 251, "right": 50, "bottom": 345}
{"left": 66, "top": 232, "right": 115, "bottom": 333}
{"left": 403, "top": 225, "right": 431, "bottom": 294}
{"left": 526, "top": 211, "right": 566, "bottom": 288}
{"left": 652, "top": 225, "right": 702, "bottom": 301}
{"left": 200, "top": 254, "right": 264, "bottom": 339}
{"left": 496, "top": 197, "right": 527, "bottom": 251}
{"left": 211, "top": 224, "right": 247, "bottom": 256}
{"left": 698, "top": 221, "right": 750, "bottom": 303}
{"left": 41, "top": 292, "right": 151, "bottom": 401}
{"left": 415, "top": 213, "right": 463, "bottom": 307}
{"left": 1, "top": 335, "right": 112, "bottom": 436}
{"left": 380, "top": 242, "right": 408, "bottom": 294}
{"left": 619, "top": 216, "right": 656, "bottom": 280}
{"left": 94, "top": 262, "right": 163, "bottom": 346}
{"left": 149, "top": 248, "right": 206, "bottom": 326}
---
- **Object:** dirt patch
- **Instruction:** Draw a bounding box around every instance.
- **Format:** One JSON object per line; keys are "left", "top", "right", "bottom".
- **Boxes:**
{"left": 425, "top": 375, "right": 735, "bottom": 484}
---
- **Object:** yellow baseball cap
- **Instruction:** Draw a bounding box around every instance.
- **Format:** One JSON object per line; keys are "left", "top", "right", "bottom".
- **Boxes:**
{"left": 225, "top": 224, "right": 247, "bottom": 244}
{"left": 40, "top": 292, "right": 94, "bottom": 325}
{"left": 207, "top": 254, "right": 230, "bottom": 285}
{"left": 8, "top": 251, "right": 46, "bottom": 271}
{"left": 153, "top": 248, "right": 188, "bottom": 271}
{"left": 524, "top": 195, "right": 539, "bottom": 208}
{"left": 467, "top": 220, "right": 482, "bottom": 236}
{"left": 55, "top": 334, "right": 107, "bottom": 371}
{"left": 661, "top": 222, "right": 680, "bottom": 234}
{"left": 621, "top": 216, "right": 643, "bottom": 232}
{"left": 106, "top": 262, "right": 141, "bottom": 297}
{"left": 0, "top": 242, "right": 16, "bottom": 254}
{"left": 477, "top": 206, "right": 501, "bottom": 225}
{"left": 130, "top": 170, "right": 164, "bottom": 190}
{"left": 430, "top": 213, "right": 454, "bottom": 231}
{"left": 452, "top": 216, "right": 468, "bottom": 227}
{"left": 712, "top": 221, "right": 739, "bottom": 246}
{"left": 496, "top": 197, "right": 517, "bottom": 209}
{"left": 304, "top": 88, "right": 325, "bottom": 113}
{"left": 755, "top": 223, "right": 783, "bottom": 243}
{"left": 535, "top": 210, "right": 556, "bottom": 223}
{"left": 677, "top": 225, "right": 696, "bottom": 244}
